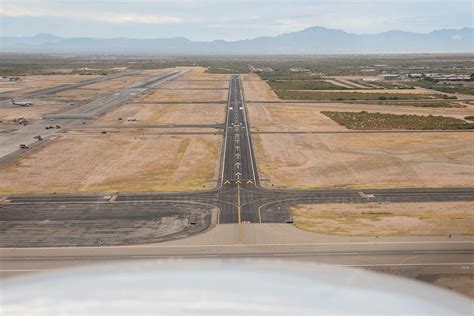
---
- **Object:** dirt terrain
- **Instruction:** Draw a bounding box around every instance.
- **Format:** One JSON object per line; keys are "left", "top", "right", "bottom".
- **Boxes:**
{"left": 242, "top": 74, "right": 279, "bottom": 101}
{"left": 254, "top": 132, "right": 474, "bottom": 189}
{"left": 139, "top": 89, "right": 228, "bottom": 103}
{"left": 92, "top": 103, "right": 225, "bottom": 126}
{"left": 163, "top": 80, "right": 228, "bottom": 90}
{"left": 182, "top": 67, "right": 230, "bottom": 81}
{"left": 291, "top": 201, "right": 474, "bottom": 236}
{"left": 248, "top": 103, "right": 346, "bottom": 132}
{"left": 0, "top": 134, "right": 222, "bottom": 194}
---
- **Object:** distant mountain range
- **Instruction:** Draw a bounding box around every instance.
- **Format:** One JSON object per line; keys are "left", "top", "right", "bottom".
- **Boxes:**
{"left": 1, "top": 26, "right": 473, "bottom": 54}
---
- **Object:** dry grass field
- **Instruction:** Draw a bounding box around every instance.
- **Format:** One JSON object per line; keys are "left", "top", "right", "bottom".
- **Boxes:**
{"left": 140, "top": 89, "right": 228, "bottom": 103}
{"left": 242, "top": 74, "right": 279, "bottom": 101}
{"left": 248, "top": 103, "right": 346, "bottom": 132}
{"left": 92, "top": 102, "right": 225, "bottom": 126}
{"left": 291, "top": 201, "right": 474, "bottom": 236}
{"left": 254, "top": 132, "right": 474, "bottom": 189}
{"left": 182, "top": 67, "right": 230, "bottom": 81}
{"left": 0, "top": 134, "right": 222, "bottom": 194}
{"left": 163, "top": 80, "right": 228, "bottom": 89}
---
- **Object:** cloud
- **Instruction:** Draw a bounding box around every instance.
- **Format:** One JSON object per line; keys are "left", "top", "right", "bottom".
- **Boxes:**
{"left": 1, "top": 0, "right": 472, "bottom": 40}
{"left": 0, "top": 3, "right": 183, "bottom": 24}
{"left": 92, "top": 13, "right": 183, "bottom": 24}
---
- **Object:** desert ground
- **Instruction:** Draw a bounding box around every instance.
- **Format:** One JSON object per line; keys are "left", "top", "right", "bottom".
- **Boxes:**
{"left": 253, "top": 132, "right": 474, "bottom": 189}
{"left": 163, "top": 79, "right": 228, "bottom": 90}
{"left": 248, "top": 103, "right": 346, "bottom": 132}
{"left": 138, "top": 89, "right": 228, "bottom": 103}
{"left": 241, "top": 73, "right": 279, "bottom": 101}
{"left": 0, "top": 133, "right": 222, "bottom": 194}
{"left": 291, "top": 201, "right": 474, "bottom": 236}
{"left": 92, "top": 103, "right": 225, "bottom": 126}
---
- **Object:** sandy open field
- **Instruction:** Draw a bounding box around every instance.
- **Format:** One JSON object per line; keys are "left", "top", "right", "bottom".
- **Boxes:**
{"left": 242, "top": 74, "right": 279, "bottom": 101}
{"left": 0, "top": 75, "right": 99, "bottom": 96}
{"left": 179, "top": 67, "right": 230, "bottom": 81}
{"left": 254, "top": 132, "right": 474, "bottom": 189}
{"left": 93, "top": 102, "right": 225, "bottom": 126}
{"left": 0, "top": 134, "right": 222, "bottom": 194}
{"left": 249, "top": 103, "right": 474, "bottom": 130}
{"left": 291, "top": 201, "right": 474, "bottom": 236}
{"left": 248, "top": 104, "right": 347, "bottom": 132}
{"left": 163, "top": 80, "right": 228, "bottom": 90}
{"left": 140, "top": 88, "right": 228, "bottom": 103}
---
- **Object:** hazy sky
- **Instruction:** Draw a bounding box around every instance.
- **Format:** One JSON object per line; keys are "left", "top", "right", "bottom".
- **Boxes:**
{"left": 1, "top": 0, "right": 472, "bottom": 40}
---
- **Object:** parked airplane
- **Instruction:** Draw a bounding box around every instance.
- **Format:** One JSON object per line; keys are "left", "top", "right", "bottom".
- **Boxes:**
{"left": 11, "top": 97, "right": 33, "bottom": 107}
